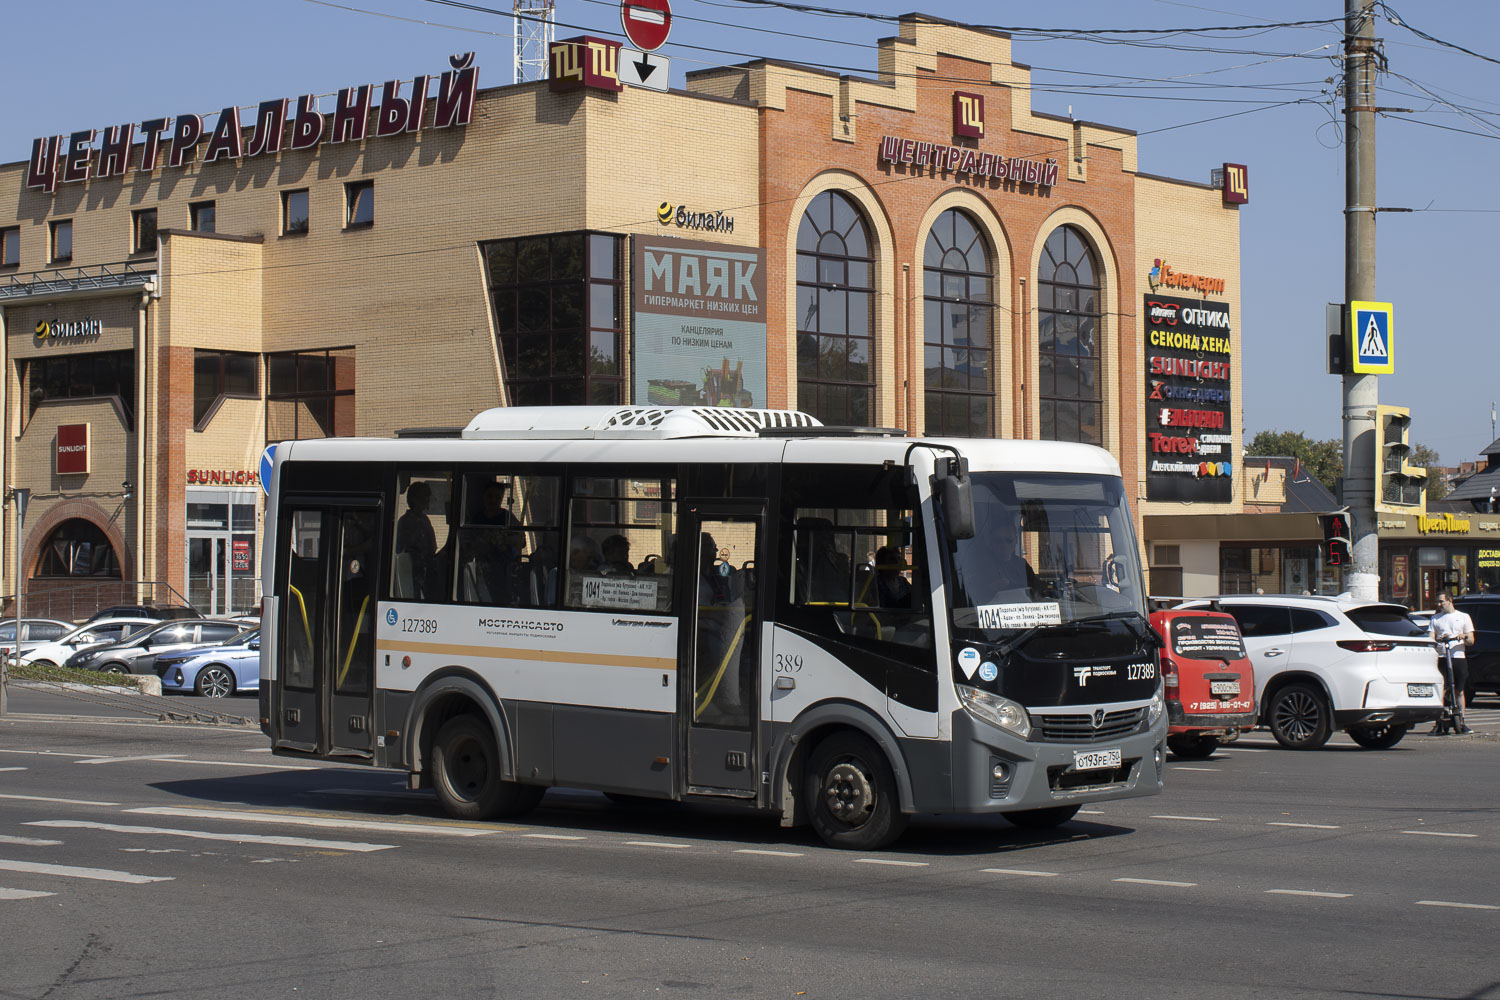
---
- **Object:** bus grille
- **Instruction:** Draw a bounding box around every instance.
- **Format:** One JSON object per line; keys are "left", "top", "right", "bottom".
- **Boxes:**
{"left": 1035, "top": 708, "right": 1144, "bottom": 743}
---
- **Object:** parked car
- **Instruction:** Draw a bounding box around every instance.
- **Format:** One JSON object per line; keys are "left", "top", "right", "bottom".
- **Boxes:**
{"left": 1451, "top": 594, "right": 1500, "bottom": 704}
{"left": 85, "top": 604, "right": 201, "bottom": 624}
{"left": 1177, "top": 594, "right": 1442, "bottom": 750}
{"left": 66, "top": 619, "right": 246, "bottom": 676}
{"left": 156, "top": 627, "right": 260, "bottom": 698}
{"left": 18, "top": 617, "right": 160, "bottom": 668}
{"left": 0, "top": 618, "right": 74, "bottom": 660}
{"left": 1150, "top": 606, "right": 1257, "bottom": 759}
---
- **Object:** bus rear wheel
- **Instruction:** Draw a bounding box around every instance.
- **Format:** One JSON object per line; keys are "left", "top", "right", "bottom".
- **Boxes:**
{"left": 431, "top": 715, "right": 543, "bottom": 821}
{"left": 803, "top": 732, "right": 908, "bottom": 850}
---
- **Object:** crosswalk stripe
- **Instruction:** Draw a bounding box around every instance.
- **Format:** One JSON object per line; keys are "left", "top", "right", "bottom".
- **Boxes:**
{"left": 0, "top": 859, "right": 171, "bottom": 884}
{"left": 0, "top": 887, "right": 56, "bottom": 900}
{"left": 126, "top": 806, "right": 500, "bottom": 837}
{"left": 0, "top": 834, "right": 62, "bottom": 846}
{"left": 26, "top": 820, "right": 397, "bottom": 853}
{"left": 0, "top": 793, "right": 120, "bottom": 806}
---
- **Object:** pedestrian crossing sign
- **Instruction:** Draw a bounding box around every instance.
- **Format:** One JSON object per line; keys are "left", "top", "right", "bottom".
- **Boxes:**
{"left": 1350, "top": 300, "right": 1394, "bottom": 374}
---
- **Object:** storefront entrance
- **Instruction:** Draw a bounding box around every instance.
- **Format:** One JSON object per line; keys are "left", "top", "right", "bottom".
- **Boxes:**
{"left": 186, "top": 487, "right": 260, "bottom": 615}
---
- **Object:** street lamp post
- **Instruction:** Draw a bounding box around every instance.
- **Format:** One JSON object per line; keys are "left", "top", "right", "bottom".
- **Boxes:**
{"left": 3, "top": 487, "right": 27, "bottom": 718}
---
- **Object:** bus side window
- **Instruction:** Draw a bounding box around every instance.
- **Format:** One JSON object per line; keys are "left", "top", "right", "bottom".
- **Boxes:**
{"left": 453, "top": 471, "right": 562, "bottom": 609}
{"left": 392, "top": 472, "right": 453, "bottom": 602}
{"left": 564, "top": 472, "right": 676, "bottom": 613}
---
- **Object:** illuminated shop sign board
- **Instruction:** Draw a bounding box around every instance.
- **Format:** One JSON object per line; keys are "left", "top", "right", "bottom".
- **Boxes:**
{"left": 1222, "top": 162, "right": 1249, "bottom": 205}
{"left": 1148, "top": 258, "right": 1226, "bottom": 296}
{"left": 630, "top": 235, "right": 767, "bottom": 410}
{"left": 953, "top": 91, "right": 984, "bottom": 138}
{"left": 657, "top": 201, "right": 735, "bottom": 234}
{"left": 187, "top": 469, "right": 261, "bottom": 486}
{"left": 35, "top": 317, "right": 102, "bottom": 342}
{"left": 877, "top": 136, "right": 1059, "bottom": 189}
{"left": 25, "top": 55, "right": 478, "bottom": 194}
{"left": 1144, "top": 294, "right": 1234, "bottom": 503}
{"left": 549, "top": 37, "right": 623, "bottom": 93}
{"left": 56, "top": 423, "right": 89, "bottom": 475}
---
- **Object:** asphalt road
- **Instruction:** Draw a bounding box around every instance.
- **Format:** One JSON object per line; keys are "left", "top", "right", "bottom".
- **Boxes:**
{"left": 2, "top": 687, "right": 1498, "bottom": 1000}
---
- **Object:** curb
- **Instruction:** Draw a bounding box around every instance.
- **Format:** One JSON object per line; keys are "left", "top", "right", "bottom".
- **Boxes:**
{"left": 17, "top": 677, "right": 163, "bottom": 697}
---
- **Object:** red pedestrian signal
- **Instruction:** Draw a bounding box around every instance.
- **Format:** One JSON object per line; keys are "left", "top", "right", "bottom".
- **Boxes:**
{"left": 1319, "top": 512, "right": 1351, "bottom": 566}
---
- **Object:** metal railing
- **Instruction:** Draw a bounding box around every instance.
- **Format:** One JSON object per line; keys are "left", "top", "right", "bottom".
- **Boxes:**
{"left": 0, "top": 260, "right": 156, "bottom": 302}
{"left": 1, "top": 580, "right": 193, "bottom": 624}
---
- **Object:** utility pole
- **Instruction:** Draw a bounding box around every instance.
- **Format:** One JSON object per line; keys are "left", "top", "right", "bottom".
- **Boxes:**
{"left": 1342, "top": 0, "right": 1380, "bottom": 600}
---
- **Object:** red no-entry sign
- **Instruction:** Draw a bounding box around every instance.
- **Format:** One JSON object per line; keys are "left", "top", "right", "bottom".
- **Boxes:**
{"left": 621, "top": 0, "right": 672, "bottom": 52}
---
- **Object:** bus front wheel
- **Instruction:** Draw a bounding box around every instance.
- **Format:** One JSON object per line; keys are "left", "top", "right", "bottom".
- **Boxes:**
{"left": 803, "top": 732, "right": 908, "bottom": 850}
{"left": 431, "top": 715, "right": 543, "bottom": 821}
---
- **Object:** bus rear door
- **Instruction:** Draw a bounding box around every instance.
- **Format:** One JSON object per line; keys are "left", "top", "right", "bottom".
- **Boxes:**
{"left": 273, "top": 499, "right": 381, "bottom": 759}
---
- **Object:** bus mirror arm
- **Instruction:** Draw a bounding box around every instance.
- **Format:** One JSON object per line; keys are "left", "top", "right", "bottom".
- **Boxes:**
{"left": 906, "top": 444, "right": 974, "bottom": 541}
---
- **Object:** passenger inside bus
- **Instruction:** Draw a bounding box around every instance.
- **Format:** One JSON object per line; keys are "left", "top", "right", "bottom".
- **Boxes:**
{"left": 992, "top": 513, "right": 1048, "bottom": 600}
{"left": 695, "top": 532, "right": 749, "bottom": 725}
{"left": 601, "top": 534, "right": 634, "bottom": 576}
{"left": 874, "top": 546, "right": 912, "bottom": 609}
{"left": 396, "top": 481, "right": 440, "bottom": 598}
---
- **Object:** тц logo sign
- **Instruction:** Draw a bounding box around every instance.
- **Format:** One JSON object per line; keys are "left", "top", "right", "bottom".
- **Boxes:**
{"left": 953, "top": 91, "right": 984, "bottom": 138}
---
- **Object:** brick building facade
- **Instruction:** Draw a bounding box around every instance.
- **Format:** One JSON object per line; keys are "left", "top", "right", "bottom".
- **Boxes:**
{"left": 0, "top": 16, "right": 1248, "bottom": 616}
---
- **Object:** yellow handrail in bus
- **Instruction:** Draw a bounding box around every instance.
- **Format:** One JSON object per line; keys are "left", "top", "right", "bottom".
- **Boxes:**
{"left": 335, "top": 595, "right": 370, "bottom": 689}
{"left": 693, "top": 609, "right": 751, "bottom": 721}
{"left": 288, "top": 584, "right": 313, "bottom": 649}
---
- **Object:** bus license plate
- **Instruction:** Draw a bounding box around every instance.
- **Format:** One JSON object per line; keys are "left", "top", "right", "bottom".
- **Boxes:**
{"left": 1073, "top": 747, "right": 1121, "bottom": 771}
{"left": 1210, "top": 681, "right": 1240, "bottom": 696}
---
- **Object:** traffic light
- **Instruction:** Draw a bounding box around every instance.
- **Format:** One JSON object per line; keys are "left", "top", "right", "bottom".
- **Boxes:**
{"left": 1319, "top": 511, "right": 1351, "bottom": 566}
{"left": 1373, "top": 404, "right": 1427, "bottom": 514}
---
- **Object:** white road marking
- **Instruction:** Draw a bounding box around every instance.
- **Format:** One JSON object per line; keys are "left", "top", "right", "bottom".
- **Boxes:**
{"left": 27, "top": 820, "right": 396, "bottom": 853}
{"left": 0, "top": 887, "right": 56, "bottom": 900}
{"left": 855, "top": 858, "right": 928, "bottom": 867}
{"left": 0, "top": 835, "right": 62, "bottom": 846}
{"left": 1115, "top": 878, "right": 1197, "bottom": 887}
{"left": 1416, "top": 900, "right": 1499, "bottom": 910}
{"left": 524, "top": 834, "right": 587, "bottom": 841}
{"left": 0, "top": 749, "right": 93, "bottom": 758}
{"left": 624, "top": 841, "right": 692, "bottom": 849}
{"left": 126, "top": 807, "right": 497, "bottom": 837}
{"left": 1266, "top": 889, "right": 1351, "bottom": 898}
{"left": 0, "top": 859, "right": 171, "bottom": 884}
{"left": 1171, "top": 767, "right": 1219, "bottom": 772}
{"left": 1402, "top": 830, "right": 1477, "bottom": 839}
{"left": 0, "top": 767, "right": 26, "bottom": 772}
{"left": 1151, "top": 815, "right": 1221, "bottom": 822}
{"left": 734, "top": 849, "right": 804, "bottom": 857}
{"left": 982, "top": 868, "right": 1059, "bottom": 877}
{"left": 0, "top": 793, "right": 119, "bottom": 806}
{"left": 242, "top": 748, "right": 273, "bottom": 753}
{"left": 76, "top": 754, "right": 186, "bottom": 765}
{"left": 136, "top": 758, "right": 315, "bottom": 770}
{"left": 1268, "top": 822, "right": 1341, "bottom": 829}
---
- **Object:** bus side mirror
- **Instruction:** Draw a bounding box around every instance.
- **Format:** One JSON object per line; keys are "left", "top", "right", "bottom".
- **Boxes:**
{"left": 935, "top": 457, "right": 975, "bottom": 541}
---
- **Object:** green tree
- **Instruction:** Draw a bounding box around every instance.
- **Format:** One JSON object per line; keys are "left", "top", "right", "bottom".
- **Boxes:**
{"left": 1245, "top": 430, "right": 1343, "bottom": 495}
{"left": 1408, "top": 443, "right": 1448, "bottom": 502}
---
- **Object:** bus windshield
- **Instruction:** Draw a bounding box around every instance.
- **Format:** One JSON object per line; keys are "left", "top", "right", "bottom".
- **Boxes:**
{"left": 947, "top": 472, "right": 1145, "bottom": 638}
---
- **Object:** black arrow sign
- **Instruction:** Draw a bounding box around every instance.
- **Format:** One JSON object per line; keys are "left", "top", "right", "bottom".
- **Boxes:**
{"left": 634, "top": 57, "right": 656, "bottom": 81}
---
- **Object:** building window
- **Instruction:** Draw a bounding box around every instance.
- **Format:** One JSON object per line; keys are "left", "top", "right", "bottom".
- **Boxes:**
{"left": 266, "top": 347, "right": 354, "bottom": 440}
{"left": 22, "top": 350, "right": 136, "bottom": 423}
{"left": 923, "top": 209, "right": 993, "bottom": 437}
{"left": 484, "top": 232, "right": 624, "bottom": 407}
{"left": 282, "top": 189, "right": 309, "bottom": 235}
{"left": 190, "top": 201, "right": 216, "bottom": 233}
{"left": 50, "top": 219, "right": 73, "bottom": 263}
{"left": 345, "top": 181, "right": 374, "bottom": 227}
{"left": 796, "top": 191, "right": 874, "bottom": 426}
{"left": 35, "top": 519, "right": 121, "bottom": 578}
{"left": 132, "top": 209, "right": 158, "bottom": 255}
{"left": 1, "top": 226, "right": 18, "bottom": 268}
{"left": 1037, "top": 225, "right": 1103, "bottom": 445}
{"left": 194, "top": 350, "right": 259, "bottom": 427}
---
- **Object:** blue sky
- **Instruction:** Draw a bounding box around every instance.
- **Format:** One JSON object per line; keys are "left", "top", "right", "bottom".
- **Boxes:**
{"left": 5, "top": 0, "right": 1497, "bottom": 464}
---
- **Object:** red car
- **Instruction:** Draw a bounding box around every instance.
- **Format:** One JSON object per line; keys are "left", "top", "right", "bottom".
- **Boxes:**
{"left": 1150, "top": 608, "right": 1257, "bottom": 759}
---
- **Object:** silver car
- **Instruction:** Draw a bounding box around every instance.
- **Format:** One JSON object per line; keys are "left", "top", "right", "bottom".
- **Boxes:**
{"left": 19, "top": 617, "right": 160, "bottom": 668}
{"left": 67, "top": 620, "right": 246, "bottom": 676}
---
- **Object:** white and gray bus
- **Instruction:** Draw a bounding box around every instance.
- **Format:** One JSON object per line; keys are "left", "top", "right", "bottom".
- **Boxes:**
{"left": 260, "top": 406, "right": 1165, "bottom": 849}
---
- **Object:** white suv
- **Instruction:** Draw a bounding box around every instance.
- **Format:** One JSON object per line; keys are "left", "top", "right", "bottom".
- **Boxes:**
{"left": 1177, "top": 595, "right": 1442, "bottom": 750}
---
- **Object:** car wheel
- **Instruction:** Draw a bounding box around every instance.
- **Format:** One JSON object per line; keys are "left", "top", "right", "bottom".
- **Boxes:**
{"left": 430, "top": 716, "right": 543, "bottom": 821}
{"left": 100, "top": 663, "right": 129, "bottom": 676}
{"left": 804, "top": 732, "right": 908, "bottom": 850}
{"left": 1003, "top": 804, "right": 1082, "bottom": 829}
{"left": 1166, "top": 733, "right": 1219, "bottom": 759}
{"left": 194, "top": 665, "right": 235, "bottom": 699}
{"left": 1268, "top": 683, "right": 1332, "bottom": 750}
{"left": 1347, "top": 723, "right": 1410, "bottom": 750}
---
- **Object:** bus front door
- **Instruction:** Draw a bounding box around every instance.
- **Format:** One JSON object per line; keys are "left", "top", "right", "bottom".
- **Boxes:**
{"left": 684, "top": 509, "right": 763, "bottom": 796}
{"left": 274, "top": 502, "right": 380, "bottom": 759}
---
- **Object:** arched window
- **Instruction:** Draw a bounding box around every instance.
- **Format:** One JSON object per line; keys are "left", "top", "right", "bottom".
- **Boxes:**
{"left": 1038, "top": 225, "right": 1103, "bottom": 445}
{"left": 35, "top": 518, "right": 121, "bottom": 578}
{"left": 796, "top": 191, "right": 874, "bottom": 426}
{"left": 923, "top": 209, "right": 993, "bottom": 437}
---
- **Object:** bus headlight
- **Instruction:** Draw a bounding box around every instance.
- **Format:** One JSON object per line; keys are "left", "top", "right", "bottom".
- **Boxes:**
{"left": 958, "top": 684, "right": 1031, "bottom": 739}
{"left": 1146, "top": 690, "right": 1164, "bottom": 729}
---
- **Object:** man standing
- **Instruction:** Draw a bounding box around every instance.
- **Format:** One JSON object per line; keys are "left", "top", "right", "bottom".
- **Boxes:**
{"left": 1431, "top": 591, "right": 1475, "bottom": 735}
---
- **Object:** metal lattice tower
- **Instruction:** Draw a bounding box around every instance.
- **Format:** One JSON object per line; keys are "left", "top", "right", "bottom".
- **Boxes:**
{"left": 513, "top": 0, "right": 556, "bottom": 83}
